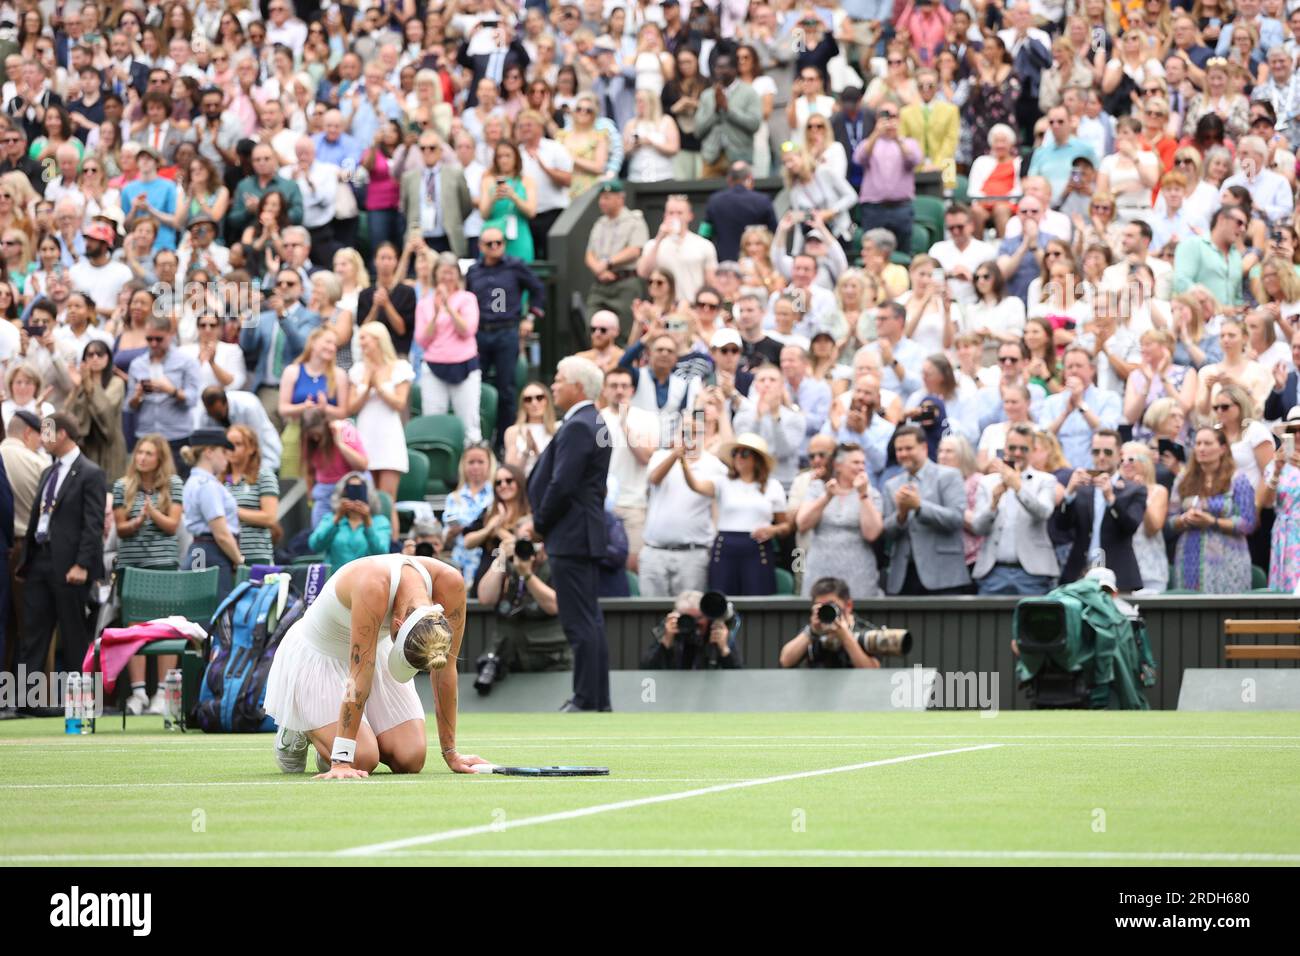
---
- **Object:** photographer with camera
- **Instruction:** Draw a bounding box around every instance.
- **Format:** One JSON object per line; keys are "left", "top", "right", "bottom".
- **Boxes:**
{"left": 473, "top": 519, "right": 571, "bottom": 694}
{"left": 781, "top": 576, "right": 907, "bottom": 668}
{"left": 640, "top": 590, "right": 743, "bottom": 670}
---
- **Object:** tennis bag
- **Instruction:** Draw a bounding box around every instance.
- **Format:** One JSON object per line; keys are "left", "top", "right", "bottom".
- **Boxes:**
{"left": 195, "top": 573, "right": 306, "bottom": 733}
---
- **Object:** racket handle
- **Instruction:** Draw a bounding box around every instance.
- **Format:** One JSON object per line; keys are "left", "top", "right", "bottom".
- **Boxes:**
{"left": 470, "top": 763, "right": 498, "bottom": 774}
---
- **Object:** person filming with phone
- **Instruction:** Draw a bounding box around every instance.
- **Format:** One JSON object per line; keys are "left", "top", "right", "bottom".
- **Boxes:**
{"left": 1056, "top": 428, "right": 1148, "bottom": 591}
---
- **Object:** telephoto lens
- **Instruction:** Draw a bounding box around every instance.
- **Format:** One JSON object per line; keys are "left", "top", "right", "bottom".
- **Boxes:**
{"left": 861, "top": 628, "right": 913, "bottom": 656}
{"left": 816, "top": 603, "right": 839, "bottom": 626}
{"left": 699, "top": 591, "right": 729, "bottom": 620}
{"left": 474, "top": 652, "right": 503, "bottom": 695}
{"left": 514, "top": 539, "right": 535, "bottom": 560}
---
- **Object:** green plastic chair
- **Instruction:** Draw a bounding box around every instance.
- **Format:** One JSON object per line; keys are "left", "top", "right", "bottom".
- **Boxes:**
{"left": 409, "top": 382, "right": 422, "bottom": 418}
{"left": 405, "top": 414, "right": 465, "bottom": 454}
{"left": 480, "top": 381, "right": 499, "bottom": 443}
{"left": 909, "top": 222, "right": 933, "bottom": 257}
{"left": 952, "top": 174, "right": 969, "bottom": 204}
{"left": 774, "top": 567, "right": 795, "bottom": 595}
{"left": 397, "top": 449, "right": 431, "bottom": 501}
{"left": 1250, "top": 565, "right": 1268, "bottom": 590}
{"left": 515, "top": 353, "right": 530, "bottom": 392}
{"left": 120, "top": 566, "right": 221, "bottom": 626}
{"left": 626, "top": 570, "right": 640, "bottom": 596}
{"left": 913, "top": 195, "right": 947, "bottom": 245}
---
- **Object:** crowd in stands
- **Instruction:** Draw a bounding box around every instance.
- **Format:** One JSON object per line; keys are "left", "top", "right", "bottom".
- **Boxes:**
{"left": 7, "top": 0, "right": 1300, "bottom": 701}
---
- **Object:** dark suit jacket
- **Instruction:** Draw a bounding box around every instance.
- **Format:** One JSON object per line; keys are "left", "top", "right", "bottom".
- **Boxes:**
{"left": 833, "top": 108, "right": 876, "bottom": 188}
{"left": 1058, "top": 480, "right": 1148, "bottom": 591}
{"left": 703, "top": 185, "right": 777, "bottom": 262}
{"left": 18, "top": 451, "right": 107, "bottom": 581}
{"left": 526, "top": 403, "right": 611, "bottom": 559}
{"left": 458, "top": 40, "right": 530, "bottom": 109}
{"left": 0, "top": 452, "right": 14, "bottom": 552}
{"left": 1264, "top": 371, "right": 1298, "bottom": 421}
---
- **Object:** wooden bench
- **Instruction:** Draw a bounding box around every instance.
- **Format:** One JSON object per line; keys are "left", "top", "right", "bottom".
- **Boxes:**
{"left": 1224, "top": 620, "right": 1300, "bottom": 662}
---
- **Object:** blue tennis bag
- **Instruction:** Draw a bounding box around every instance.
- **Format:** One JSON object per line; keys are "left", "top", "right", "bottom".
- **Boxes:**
{"left": 195, "top": 566, "right": 327, "bottom": 733}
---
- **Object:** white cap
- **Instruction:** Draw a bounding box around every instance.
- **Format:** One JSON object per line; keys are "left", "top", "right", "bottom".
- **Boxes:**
{"left": 1085, "top": 567, "right": 1118, "bottom": 593}
{"left": 711, "top": 328, "right": 742, "bottom": 349}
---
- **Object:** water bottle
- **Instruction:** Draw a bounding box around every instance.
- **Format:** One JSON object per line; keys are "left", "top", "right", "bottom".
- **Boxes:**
{"left": 80, "top": 672, "right": 95, "bottom": 734}
{"left": 163, "top": 669, "right": 183, "bottom": 731}
{"left": 64, "top": 673, "right": 81, "bottom": 735}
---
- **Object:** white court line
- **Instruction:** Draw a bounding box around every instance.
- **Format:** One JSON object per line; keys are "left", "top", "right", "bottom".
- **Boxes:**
{"left": 336, "top": 743, "right": 1003, "bottom": 857}
{"left": 3, "top": 847, "right": 1297, "bottom": 864}
{"left": 0, "top": 777, "right": 748, "bottom": 790}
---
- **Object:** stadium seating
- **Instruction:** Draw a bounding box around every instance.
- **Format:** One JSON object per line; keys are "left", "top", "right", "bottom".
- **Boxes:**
{"left": 397, "top": 448, "right": 431, "bottom": 501}
{"left": 912, "top": 195, "right": 947, "bottom": 250}
{"left": 405, "top": 414, "right": 465, "bottom": 496}
{"left": 774, "top": 567, "right": 795, "bottom": 595}
{"left": 626, "top": 570, "right": 640, "bottom": 596}
{"left": 480, "top": 382, "right": 499, "bottom": 442}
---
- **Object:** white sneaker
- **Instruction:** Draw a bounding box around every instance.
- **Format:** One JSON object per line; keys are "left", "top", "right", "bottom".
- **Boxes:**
{"left": 274, "top": 726, "right": 310, "bottom": 774}
{"left": 145, "top": 690, "right": 167, "bottom": 716}
{"left": 125, "top": 690, "right": 149, "bottom": 716}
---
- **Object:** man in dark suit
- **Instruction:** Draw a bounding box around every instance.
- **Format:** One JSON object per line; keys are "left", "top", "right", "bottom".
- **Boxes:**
{"left": 1263, "top": 329, "right": 1300, "bottom": 420}
{"left": 832, "top": 87, "right": 874, "bottom": 193}
{"left": 702, "top": 161, "right": 778, "bottom": 262}
{"left": 527, "top": 357, "right": 612, "bottom": 712}
{"left": 0, "top": 451, "right": 14, "bottom": 704}
{"left": 1057, "top": 428, "right": 1148, "bottom": 591}
{"left": 16, "top": 414, "right": 107, "bottom": 693}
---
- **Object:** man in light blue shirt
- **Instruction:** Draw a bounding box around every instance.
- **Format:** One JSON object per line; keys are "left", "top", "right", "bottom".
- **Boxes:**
{"left": 862, "top": 302, "right": 924, "bottom": 396}
{"left": 1027, "top": 106, "right": 1098, "bottom": 205}
{"left": 976, "top": 342, "right": 1047, "bottom": 433}
{"left": 780, "top": 344, "right": 831, "bottom": 442}
{"left": 312, "top": 109, "right": 364, "bottom": 171}
{"left": 120, "top": 147, "right": 179, "bottom": 252}
{"left": 341, "top": 64, "right": 401, "bottom": 149}
{"left": 128, "top": 316, "right": 202, "bottom": 474}
{"left": 823, "top": 373, "right": 896, "bottom": 489}
{"left": 1222, "top": 135, "right": 1295, "bottom": 223}
{"left": 1036, "top": 347, "right": 1122, "bottom": 469}
{"left": 1215, "top": 0, "right": 1284, "bottom": 58}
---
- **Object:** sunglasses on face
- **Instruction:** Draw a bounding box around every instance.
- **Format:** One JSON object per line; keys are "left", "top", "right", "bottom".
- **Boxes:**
{"left": 1213, "top": 403, "right": 1234, "bottom": 412}
{"left": 482, "top": 239, "right": 504, "bottom": 247}
{"left": 695, "top": 301, "right": 719, "bottom": 310}
{"left": 523, "top": 394, "right": 547, "bottom": 403}
{"left": 998, "top": 356, "right": 1020, "bottom": 365}
{"left": 145, "top": 335, "right": 166, "bottom": 343}
{"left": 494, "top": 477, "right": 516, "bottom": 486}
{"left": 649, "top": 278, "right": 667, "bottom": 286}
{"left": 733, "top": 448, "right": 754, "bottom": 459}
{"left": 1005, "top": 444, "right": 1031, "bottom": 454}
{"left": 716, "top": 346, "right": 741, "bottom": 355}
{"left": 1091, "top": 447, "right": 1116, "bottom": 457}
{"left": 591, "top": 325, "right": 616, "bottom": 334}
{"left": 975, "top": 272, "right": 992, "bottom": 280}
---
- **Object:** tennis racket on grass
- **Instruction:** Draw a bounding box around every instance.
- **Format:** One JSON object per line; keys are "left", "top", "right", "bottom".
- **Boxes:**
{"left": 471, "top": 765, "right": 610, "bottom": 776}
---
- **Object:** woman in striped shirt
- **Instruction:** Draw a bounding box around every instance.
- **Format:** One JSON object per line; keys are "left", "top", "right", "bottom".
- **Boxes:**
{"left": 225, "top": 424, "right": 280, "bottom": 568}
{"left": 112, "top": 434, "right": 185, "bottom": 717}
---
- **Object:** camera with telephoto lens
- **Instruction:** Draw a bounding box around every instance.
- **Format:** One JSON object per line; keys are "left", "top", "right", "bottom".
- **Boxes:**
{"left": 860, "top": 626, "right": 913, "bottom": 656}
{"left": 675, "top": 591, "right": 735, "bottom": 645}
{"left": 812, "top": 602, "right": 843, "bottom": 649}
{"left": 473, "top": 651, "right": 505, "bottom": 695}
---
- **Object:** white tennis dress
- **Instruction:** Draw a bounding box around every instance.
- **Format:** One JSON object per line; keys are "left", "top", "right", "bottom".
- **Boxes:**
{"left": 264, "top": 555, "right": 430, "bottom": 735}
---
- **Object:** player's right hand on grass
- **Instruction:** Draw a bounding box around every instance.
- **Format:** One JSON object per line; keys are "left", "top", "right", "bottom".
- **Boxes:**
{"left": 313, "top": 763, "right": 370, "bottom": 780}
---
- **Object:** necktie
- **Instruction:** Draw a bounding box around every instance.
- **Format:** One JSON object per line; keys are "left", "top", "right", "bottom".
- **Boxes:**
{"left": 36, "top": 461, "right": 61, "bottom": 544}
{"left": 153, "top": 126, "right": 161, "bottom": 150}
{"left": 1089, "top": 484, "right": 1106, "bottom": 564}
{"left": 270, "top": 318, "right": 286, "bottom": 380}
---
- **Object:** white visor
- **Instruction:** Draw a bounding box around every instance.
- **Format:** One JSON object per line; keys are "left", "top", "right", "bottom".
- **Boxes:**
{"left": 388, "top": 603, "right": 445, "bottom": 683}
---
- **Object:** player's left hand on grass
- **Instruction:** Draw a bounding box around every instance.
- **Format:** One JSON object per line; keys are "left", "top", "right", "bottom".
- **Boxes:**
{"left": 445, "top": 751, "right": 491, "bottom": 774}
{"left": 313, "top": 764, "right": 370, "bottom": 781}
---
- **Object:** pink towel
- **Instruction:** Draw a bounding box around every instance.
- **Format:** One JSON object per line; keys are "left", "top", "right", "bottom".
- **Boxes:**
{"left": 83, "top": 623, "right": 195, "bottom": 694}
